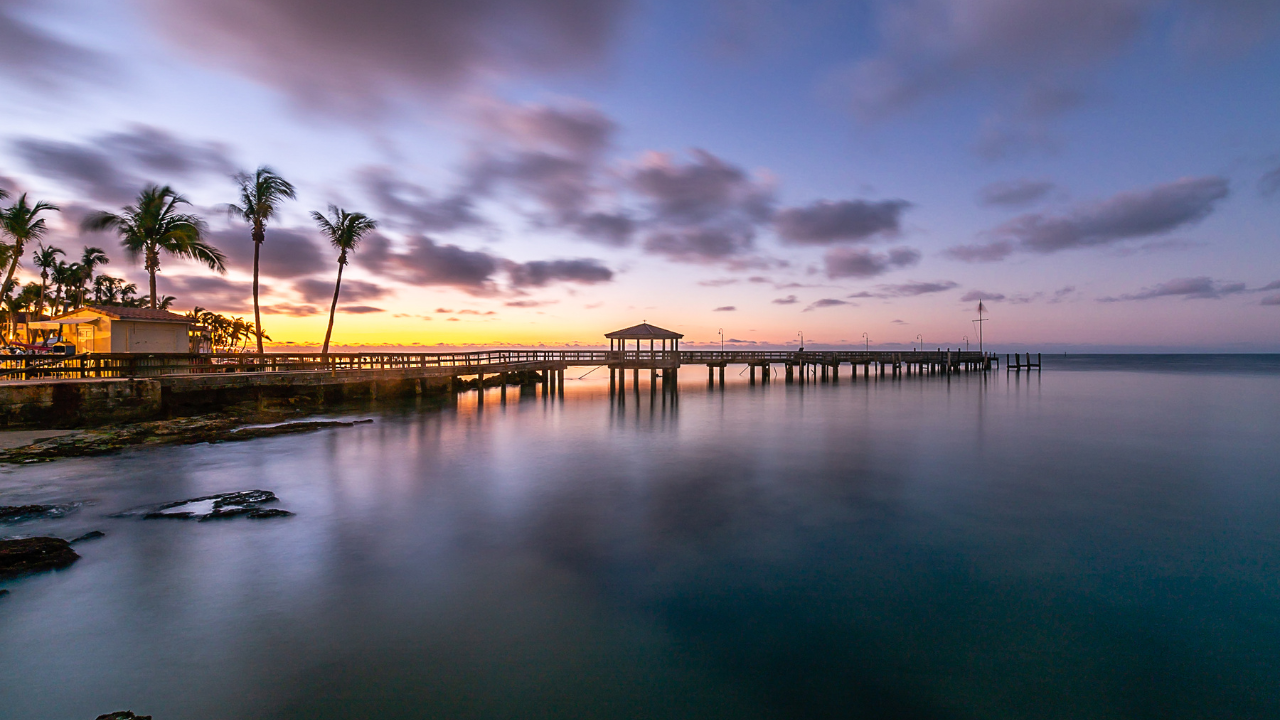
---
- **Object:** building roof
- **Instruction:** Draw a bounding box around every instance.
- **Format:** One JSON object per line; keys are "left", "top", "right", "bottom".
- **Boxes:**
{"left": 604, "top": 322, "right": 684, "bottom": 339}
{"left": 57, "top": 305, "right": 193, "bottom": 323}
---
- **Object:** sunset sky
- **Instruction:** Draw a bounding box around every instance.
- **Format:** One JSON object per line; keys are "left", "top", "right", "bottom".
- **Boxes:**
{"left": 2, "top": 0, "right": 1279, "bottom": 351}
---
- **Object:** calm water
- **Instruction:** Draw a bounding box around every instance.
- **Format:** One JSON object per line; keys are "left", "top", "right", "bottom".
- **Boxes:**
{"left": 1, "top": 356, "right": 1278, "bottom": 719}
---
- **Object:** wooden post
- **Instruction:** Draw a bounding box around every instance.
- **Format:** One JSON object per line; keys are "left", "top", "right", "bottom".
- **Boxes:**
{"left": 719, "top": 365, "right": 725, "bottom": 386}
{"left": 749, "top": 365, "right": 756, "bottom": 384}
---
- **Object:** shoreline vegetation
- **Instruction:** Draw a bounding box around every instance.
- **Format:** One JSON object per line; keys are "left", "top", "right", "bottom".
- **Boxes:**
{"left": 0, "top": 167, "right": 374, "bottom": 353}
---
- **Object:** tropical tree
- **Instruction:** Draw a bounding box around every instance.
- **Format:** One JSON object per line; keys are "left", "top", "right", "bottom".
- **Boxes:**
{"left": 49, "top": 260, "right": 74, "bottom": 316}
{"left": 228, "top": 166, "right": 296, "bottom": 353}
{"left": 72, "top": 247, "right": 109, "bottom": 308}
{"left": 3, "top": 282, "right": 41, "bottom": 343}
{"left": 30, "top": 243, "right": 64, "bottom": 318}
{"left": 82, "top": 185, "right": 226, "bottom": 309}
{"left": 0, "top": 194, "right": 60, "bottom": 308}
{"left": 311, "top": 205, "right": 377, "bottom": 357}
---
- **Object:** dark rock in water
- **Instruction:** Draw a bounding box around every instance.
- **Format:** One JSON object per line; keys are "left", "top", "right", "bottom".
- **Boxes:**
{"left": 70, "top": 530, "right": 105, "bottom": 543}
{"left": 246, "top": 508, "right": 294, "bottom": 519}
{"left": 131, "top": 489, "right": 294, "bottom": 521}
{"left": 0, "top": 589, "right": 9, "bottom": 598}
{"left": 143, "top": 511, "right": 198, "bottom": 520}
{"left": 96, "top": 712, "right": 152, "bottom": 720}
{"left": 0, "top": 504, "right": 78, "bottom": 522}
{"left": 0, "top": 537, "right": 79, "bottom": 579}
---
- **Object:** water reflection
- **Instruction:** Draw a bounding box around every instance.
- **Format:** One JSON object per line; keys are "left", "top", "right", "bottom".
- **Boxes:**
{"left": 1, "top": 360, "right": 1278, "bottom": 719}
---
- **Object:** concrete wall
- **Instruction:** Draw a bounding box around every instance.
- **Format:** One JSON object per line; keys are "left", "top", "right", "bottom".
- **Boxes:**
{"left": 0, "top": 379, "right": 161, "bottom": 428}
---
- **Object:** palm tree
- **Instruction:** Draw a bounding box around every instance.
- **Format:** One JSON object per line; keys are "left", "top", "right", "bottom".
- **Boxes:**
{"left": 82, "top": 185, "right": 226, "bottom": 309}
{"left": 228, "top": 166, "right": 296, "bottom": 353}
{"left": 30, "top": 243, "right": 64, "bottom": 319}
{"left": 311, "top": 205, "right": 378, "bottom": 357}
{"left": 49, "top": 260, "right": 74, "bottom": 316}
{"left": 73, "top": 246, "right": 109, "bottom": 308}
{"left": 0, "top": 194, "right": 60, "bottom": 306}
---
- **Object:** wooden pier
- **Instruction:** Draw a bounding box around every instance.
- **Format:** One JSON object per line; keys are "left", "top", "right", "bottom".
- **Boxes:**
{"left": 0, "top": 322, "right": 1007, "bottom": 427}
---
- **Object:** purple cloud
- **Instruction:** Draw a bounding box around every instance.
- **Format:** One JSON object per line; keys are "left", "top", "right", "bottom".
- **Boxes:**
{"left": 803, "top": 298, "right": 850, "bottom": 311}
{"left": 978, "top": 178, "right": 1057, "bottom": 208}
{"left": 824, "top": 246, "right": 921, "bottom": 278}
{"left": 948, "top": 177, "right": 1229, "bottom": 261}
{"left": 774, "top": 198, "right": 910, "bottom": 245}
{"left": 713, "top": 305, "right": 736, "bottom": 312}
{"left": 143, "top": 0, "right": 631, "bottom": 111}
{"left": 1100, "top": 276, "right": 1248, "bottom": 302}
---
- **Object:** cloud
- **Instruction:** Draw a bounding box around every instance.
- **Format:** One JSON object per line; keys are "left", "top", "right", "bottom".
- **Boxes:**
{"left": 159, "top": 275, "right": 256, "bottom": 313}
{"left": 823, "top": 246, "right": 921, "bottom": 278}
{"left": 960, "top": 290, "right": 1006, "bottom": 302}
{"left": 461, "top": 99, "right": 641, "bottom": 247}
{"left": 841, "top": 0, "right": 1151, "bottom": 122}
{"left": 890, "top": 319, "right": 907, "bottom": 325}
{"left": 359, "top": 233, "right": 500, "bottom": 292}
{"left": 978, "top": 178, "right": 1057, "bottom": 208}
{"left": 477, "top": 98, "right": 616, "bottom": 158}
{"left": 214, "top": 227, "right": 329, "bottom": 279}
{"left": 142, "top": 0, "right": 631, "bottom": 111}
{"left": 713, "top": 305, "right": 736, "bottom": 311}
{"left": 12, "top": 139, "right": 138, "bottom": 205}
{"left": 803, "top": 298, "right": 850, "bottom": 311}
{"left": 698, "top": 278, "right": 739, "bottom": 287}
{"left": 948, "top": 177, "right": 1229, "bottom": 261}
{"left": 865, "top": 280, "right": 960, "bottom": 297}
{"left": 262, "top": 303, "right": 320, "bottom": 317}
{"left": 630, "top": 148, "right": 773, "bottom": 226}
{"left": 294, "top": 278, "right": 389, "bottom": 304}
{"left": 772, "top": 295, "right": 798, "bottom": 304}
{"left": 11, "top": 125, "right": 237, "bottom": 205}
{"left": 506, "top": 258, "right": 613, "bottom": 287}
{"left": 1262, "top": 294, "right": 1280, "bottom": 306}
{"left": 340, "top": 305, "right": 385, "bottom": 314}
{"left": 505, "top": 299, "right": 558, "bottom": 308}
{"left": 643, "top": 227, "right": 755, "bottom": 263}
{"left": 1256, "top": 281, "right": 1280, "bottom": 292}
{"left": 774, "top": 198, "right": 910, "bottom": 245}
{"left": 358, "top": 167, "right": 483, "bottom": 233}
{"left": 1260, "top": 164, "right": 1280, "bottom": 197}
{"left": 0, "top": 0, "right": 107, "bottom": 85}
{"left": 1100, "top": 276, "right": 1247, "bottom": 301}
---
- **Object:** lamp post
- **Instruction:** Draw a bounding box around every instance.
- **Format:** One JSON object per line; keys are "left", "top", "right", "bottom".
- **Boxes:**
{"left": 916, "top": 334, "right": 922, "bottom": 351}
{"left": 963, "top": 335, "right": 969, "bottom": 351}
{"left": 797, "top": 330, "right": 804, "bottom": 352}
{"left": 862, "top": 332, "right": 869, "bottom": 351}
{"left": 718, "top": 328, "right": 724, "bottom": 352}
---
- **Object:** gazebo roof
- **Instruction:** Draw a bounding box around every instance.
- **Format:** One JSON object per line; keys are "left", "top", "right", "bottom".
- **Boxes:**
{"left": 604, "top": 322, "right": 684, "bottom": 340}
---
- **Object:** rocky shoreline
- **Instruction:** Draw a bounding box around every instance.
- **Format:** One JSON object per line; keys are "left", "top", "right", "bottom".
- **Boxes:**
{"left": 0, "top": 408, "right": 373, "bottom": 464}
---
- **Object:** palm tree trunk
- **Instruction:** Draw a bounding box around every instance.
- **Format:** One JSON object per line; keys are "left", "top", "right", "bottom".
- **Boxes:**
{"left": 147, "top": 248, "right": 159, "bottom": 309}
{"left": 0, "top": 242, "right": 23, "bottom": 345}
{"left": 322, "top": 261, "right": 345, "bottom": 358}
{"left": 252, "top": 225, "right": 264, "bottom": 354}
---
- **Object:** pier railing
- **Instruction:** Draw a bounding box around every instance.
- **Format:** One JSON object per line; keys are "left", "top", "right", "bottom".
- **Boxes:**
{"left": 0, "top": 349, "right": 995, "bottom": 381}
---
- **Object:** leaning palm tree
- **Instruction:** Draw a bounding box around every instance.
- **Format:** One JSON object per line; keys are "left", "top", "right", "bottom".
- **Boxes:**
{"left": 228, "top": 166, "right": 296, "bottom": 353}
{"left": 312, "top": 205, "right": 378, "bottom": 357}
{"left": 30, "top": 243, "right": 64, "bottom": 318}
{"left": 0, "top": 194, "right": 60, "bottom": 305}
{"left": 82, "top": 185, "right": 225, "bottom": 309}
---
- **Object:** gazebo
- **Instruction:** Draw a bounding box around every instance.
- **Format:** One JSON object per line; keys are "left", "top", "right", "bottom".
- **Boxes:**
{"left": 605, "top": 322, "right": 683, "bottom": 394}
{"left": 604, "top": 322, "right": 683, "bottom": 355}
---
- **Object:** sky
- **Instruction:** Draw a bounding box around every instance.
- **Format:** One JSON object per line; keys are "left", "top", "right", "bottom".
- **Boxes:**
{"left": 1, "top": 0, "right": 1279, "bottom": 351}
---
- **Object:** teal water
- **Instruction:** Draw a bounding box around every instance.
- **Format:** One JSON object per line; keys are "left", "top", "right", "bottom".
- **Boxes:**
{"left": 1, "top": 356, "right": 1278, "bottom": 719}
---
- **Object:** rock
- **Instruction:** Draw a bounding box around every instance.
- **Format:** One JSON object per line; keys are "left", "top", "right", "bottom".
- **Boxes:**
{"left": 127, "top": 489, "right": 294, "bottom": 521}
{"left": 0, "top": 537, "right": 79, "bottom": 579}
{"left": 0, "top": 589, "right": 9, "bottom": 598}
{"left": 0, "top": 504, "right": 78, "bottom": 522}
{"left": 246, "top": 508, "right": 294, "bottom": 519}
{"left": 96, "top": 712, "right": 152, "bottom": 720}
{"left": 70, "top": 530, "right": 105, "bottom": 543}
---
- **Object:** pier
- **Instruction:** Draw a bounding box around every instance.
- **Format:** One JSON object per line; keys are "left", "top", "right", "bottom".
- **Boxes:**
{"left": 0, "top": 322, "right": 1002, "bottom": 426}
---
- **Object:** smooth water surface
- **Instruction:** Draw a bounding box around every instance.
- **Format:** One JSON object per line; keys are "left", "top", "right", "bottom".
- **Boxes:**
{"left": 1, "top": 357, "right": 1278, "bottom": 719}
